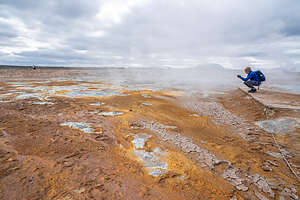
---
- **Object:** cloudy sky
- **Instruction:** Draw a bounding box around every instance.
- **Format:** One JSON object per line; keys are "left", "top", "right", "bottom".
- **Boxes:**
{"left": 0, "top": 0, "right": 300, "bottom": 70}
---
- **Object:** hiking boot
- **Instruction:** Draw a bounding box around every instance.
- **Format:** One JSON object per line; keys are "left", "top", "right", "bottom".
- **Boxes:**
{"left": 248, "top": 88, "right": 257, "bottom": 93}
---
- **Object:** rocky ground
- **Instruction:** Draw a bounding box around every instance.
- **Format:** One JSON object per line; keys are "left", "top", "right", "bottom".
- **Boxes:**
{"left": 0, "top": 68, "right": 299, "bottom": 200}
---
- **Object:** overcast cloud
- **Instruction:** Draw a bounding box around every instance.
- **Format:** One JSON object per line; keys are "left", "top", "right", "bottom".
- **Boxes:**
{"left": 0, "top": 0, "right": 300, "bottom": 70}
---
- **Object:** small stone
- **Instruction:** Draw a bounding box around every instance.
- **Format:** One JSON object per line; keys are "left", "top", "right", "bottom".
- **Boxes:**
{"left": 73, "top": 187, "right": 86, "bottom": 194}
{"left": 99, "top": 146, "right": 105, "bottom": 150}
{"left": 262, "top": 165, "right": 272, "bottom": 172}
{"left": 63, "top": 161, "right": 73, "bottom": 167}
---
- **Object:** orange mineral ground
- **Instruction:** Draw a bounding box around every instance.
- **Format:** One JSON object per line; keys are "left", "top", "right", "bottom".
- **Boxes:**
{"left": 0, "top": 68, "right": 299, "bottom": 200}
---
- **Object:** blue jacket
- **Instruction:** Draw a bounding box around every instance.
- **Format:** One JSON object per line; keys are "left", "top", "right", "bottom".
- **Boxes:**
{"left": 240, "top": 71, "right": 261, "bottom": 85}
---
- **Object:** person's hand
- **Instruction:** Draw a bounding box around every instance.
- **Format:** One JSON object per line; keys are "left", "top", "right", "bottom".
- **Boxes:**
{"left": 237, "top": 75, "right": 241, "bottom": 78}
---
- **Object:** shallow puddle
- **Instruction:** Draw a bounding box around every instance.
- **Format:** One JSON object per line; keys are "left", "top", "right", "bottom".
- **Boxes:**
{"left": 89, "top": 102, "right": 105, "bottom": 106}
{"left": 141, "top": 94, "right": 151, "bottom": 98}
{"left": 49, "top": 84, "right": 125, "bottom": 98}
{"left": 256, "top": 117, "right": 299, "bottom": 135}
{"left": 19, "top": 86, "right": 48, "bottom": 91}
{"left": 60, "top": 122, "right": 94, "bottom": 133}
{"left": 31, "top": 102, "right": 54, "bottom": 105}
{"left": 141, "top": 103, "right": 152, "bottom": 106}
{"left": 131, "top": 133, "right": 168, "bottom": 177}
{"left": 99, "top": 111, "right": 123, "bottom": 116}
{"left": 124, "top": 86, "right": 153, "bottom": 91}
{"left": 190, "top": 114, "right": 200, "bottom": 117}
{"left": 132, "top": 133, "right": 152, "bottom": 149}
{"left": 62, "top": 90, "right": 123, "bottom": 98}
{"left": 16, "top": 93, "right": 43, "bottom": 100}
{"left": 134, "top": 150, "right": 168, "bottom": 177}
{"left": 7, "top": 82, "right": 28, "bottom": 86}
{"left": 4, "top": 81, "right": 129, "bottom": 100}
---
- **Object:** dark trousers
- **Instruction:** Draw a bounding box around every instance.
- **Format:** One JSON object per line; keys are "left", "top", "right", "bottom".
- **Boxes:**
{"left": 244, "top": 80, "right": 259, "bottom": 89}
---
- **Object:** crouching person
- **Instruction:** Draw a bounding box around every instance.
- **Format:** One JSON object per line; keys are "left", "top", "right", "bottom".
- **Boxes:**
{"left": 237, "top": 67, "right": 262, "bottom": 93}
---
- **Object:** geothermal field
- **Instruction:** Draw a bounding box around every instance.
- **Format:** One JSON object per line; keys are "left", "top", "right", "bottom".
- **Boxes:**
{"left": 0, "top": 67, "right": 299, "bottom": 200}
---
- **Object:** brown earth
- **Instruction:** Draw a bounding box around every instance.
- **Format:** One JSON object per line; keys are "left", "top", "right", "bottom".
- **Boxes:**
{"left": 0, "top": 68, "right": 299, "bottom": 200}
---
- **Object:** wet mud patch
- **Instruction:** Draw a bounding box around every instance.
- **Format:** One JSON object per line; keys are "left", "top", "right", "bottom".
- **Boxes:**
{"left": 141, "top": 102, "right": 152, "bottom": 106}
{"left": 256, "top": 117, "right": 300, "bottom": 135}
{"left": 130, "top": 133, "right": 169, "bottom": 177}
{"left": 31, "top": 101, "right": 55, "bottom": 105}
{"left": 60, "top": 122, "right": 94, "bottom": 133}
{"left": 2, "top": 81, "right": 130, "bottom": 103}
{"left": 90, "top": 102, "right": 105, "bottom": 106}
{"left": 99, "top": 111, "right": 124, "bottom": 117}
{"left": 16, "top": 92, "right": 44, "bottom": 100}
